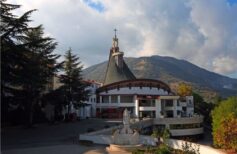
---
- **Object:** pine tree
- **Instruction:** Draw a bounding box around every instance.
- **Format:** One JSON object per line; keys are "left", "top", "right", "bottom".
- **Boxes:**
{"left": 1, "top": 0, "right": 61, "bottom": 125}
{"left": 22, "top": 26, "right": 62, "bottom": 125}
{"left": 1, "top": 0, "right": 36, "bottom": 124}
{"left": 60, "top": 49, "right": 89, "bottom": 120}
{"left": 1, "top": 0, "right": 33, "bottom": 89}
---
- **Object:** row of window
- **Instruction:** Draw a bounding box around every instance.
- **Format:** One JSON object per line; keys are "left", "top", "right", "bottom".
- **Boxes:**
{"left": 112, "top": 86, "right": 165, "bottom": 91}
{"left": 98, "top": 96, "right": 192, "bottom": 107}
{"left": 139, "top": 99, "right": 156, "bottom": 107}
{"left": 161, "top": 99, "right": 193, "bottom": 107}
{"left": 169, "top": 123, "right": 202, "bottom": 129}
{"left": 153, "top": 123, "right": 202, "bottom": 131}
{"left": 101, "top": 95, "right": 134, "bottom": 103}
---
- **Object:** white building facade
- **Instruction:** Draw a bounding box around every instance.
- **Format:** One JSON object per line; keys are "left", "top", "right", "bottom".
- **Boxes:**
{"left": 91, "top": 32, "right": 203, "bottom": 137}
{"left": 96, "top": 79, "right": 194, "bottom": 119}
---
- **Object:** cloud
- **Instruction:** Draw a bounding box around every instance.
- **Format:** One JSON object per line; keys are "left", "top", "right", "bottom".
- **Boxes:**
{"left": 9, "top": 0, "right": 237, "bottom": 77}
{"left": 213, "top": 56, "right": 237, "bottom": 74}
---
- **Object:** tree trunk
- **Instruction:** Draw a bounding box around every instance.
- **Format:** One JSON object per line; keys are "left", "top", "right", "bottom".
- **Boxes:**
{"left": 27, "top": 95, "right": 36, "bottom": 127}
{"left": 67, "top": 101, "right": 70, "bottom": 121}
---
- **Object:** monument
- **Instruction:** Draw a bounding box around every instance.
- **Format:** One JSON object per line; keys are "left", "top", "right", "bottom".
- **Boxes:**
{"left": 106, "top": 108, "right": 142, "bottom": 152}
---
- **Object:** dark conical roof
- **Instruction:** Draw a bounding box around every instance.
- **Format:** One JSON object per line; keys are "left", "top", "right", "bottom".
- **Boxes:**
{"left": 103, "top": 31, "right": 136, "bottom": 85}
{"left": 103, "top": 53, "right": 136, "bottom": 85}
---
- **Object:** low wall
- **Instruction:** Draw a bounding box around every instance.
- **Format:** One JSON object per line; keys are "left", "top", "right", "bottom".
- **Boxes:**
{"left": 79, "top": 118, "right": 221, "bottom": 154}
{"left": 170, "top": 128, "right": 203, "bottom": 136}
{"left": 166, "top": 139, "right": 225, "bottom": 154}
{"left": 153, "top": 116, "right": 204, "bottom": 125}
{"left": 79, "top": 133, "right": 224, "bottom": 154}
{"left": 130, "top": 118, "right": 153, "bottom": 129}
{"left": 85, "top": 125, "right": 121, "bottom": 135}
{"left": 79, "top": 134, "right": 156, "bottom": 146}
{"left": 79, "top": 134, "right": 112, "bottom": 144}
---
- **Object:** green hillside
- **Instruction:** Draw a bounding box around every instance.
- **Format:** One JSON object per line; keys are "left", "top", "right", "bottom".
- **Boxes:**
{"left": 83, "top": 55, "right": 237, "bottom": 101}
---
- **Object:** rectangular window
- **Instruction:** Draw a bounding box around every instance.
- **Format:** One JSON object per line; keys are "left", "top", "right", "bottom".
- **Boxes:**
{"left": 139, "top": 111, "right": 156, "bottom": 118}
{"left": 170, "top": 123, "right": 201, "bottom": 129}
{"left": 166, "top": 110, "right": 173, "bottom": 117}
{"left": 165, "top": 100, "right": 173, "bottom": 107}
{"left": 139, "top": 99, "right": 156, "bottom": 107}
{"left": 102, "top": 96, "right": 109, "bottom": 103}
{"left": 120, "top": 95, "right": 133, "bottom": 103}
{"left": 111, "top": 95, "right": 117, "bottom": 103}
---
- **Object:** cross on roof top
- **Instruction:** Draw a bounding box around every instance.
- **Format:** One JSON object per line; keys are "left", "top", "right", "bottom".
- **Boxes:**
{"left": 114, "top": 28, "right": 117, "bottom": 38}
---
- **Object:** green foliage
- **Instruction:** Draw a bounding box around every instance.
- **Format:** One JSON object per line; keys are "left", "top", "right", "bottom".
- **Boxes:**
{"left": 193, "top": 92, "right": 215, "bottom": 123}
{"left": 162, "top": 128, "right": 170, "bottom": 141}
{"left": 132, "top": 144, "right": 171, "bottom": 154}
{"left": 151, "top": 129, "right": 162, "bottom": 138}
{"left": 1, "top": 0, "right": 61, "bottom": 125}
{"left": 155, "top": 144, "right": 170, "bottom": 154}
{"left": 151, "top": 128, "right": 170, "bottom": 141}
{"left": 212, "top": 96, "right": 237, "bottom": 151}
{"left": 60, "top": 49, "right": 90, "bottom": 111}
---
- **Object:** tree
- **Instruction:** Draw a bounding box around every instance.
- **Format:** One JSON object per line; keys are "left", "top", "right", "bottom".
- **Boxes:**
{"left": 212, "top": 97, "right": 237, "bottom": 151}
{"left": 22, "top": 26, "right": 61, "bottom": 125}
{"left": 193, "top": 92, "right": 214, "bottom": 124}
{"left": 1, "top": 0, "right": 61, "bottom": 126}
{"left": 60, "top": 49, "right": 89, "bottom": 120}
{"left": 1, "top": 0, "right": 35, "bottom": 87}
{"left": 1, "top": 0, "right": 36, "bottom": 124}
{"left": 177, "top": 83, "right": 192, "bottom": 97}
{"left": 214, "top": 113, "right": 237, "bottom": 152}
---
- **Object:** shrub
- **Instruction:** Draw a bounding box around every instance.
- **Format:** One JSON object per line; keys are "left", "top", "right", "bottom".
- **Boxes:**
{"left": 181, "top": 141, "right": 200, "bottom": 154}
{"left": 155, "top": 144, "right": 170, "bottom": 154}
{"left": 214, "top": 113, "right": 237, "bottom": 151}
{"left": 212, "top": 96, "right": 237, "bottom": 151}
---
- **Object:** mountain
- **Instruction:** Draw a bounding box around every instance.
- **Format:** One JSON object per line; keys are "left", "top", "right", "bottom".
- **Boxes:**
{"left": 83, "top": 55, "right": 237, "bottom": 100}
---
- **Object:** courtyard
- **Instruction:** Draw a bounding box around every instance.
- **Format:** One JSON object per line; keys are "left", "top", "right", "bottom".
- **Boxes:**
{"left": 1, "top": 119, "right": 122, "bottom": 154}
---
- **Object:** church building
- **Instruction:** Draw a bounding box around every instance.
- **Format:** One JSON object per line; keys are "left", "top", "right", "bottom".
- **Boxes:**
{"left": 92, "top": 30, "right": 203, "bottom": 136}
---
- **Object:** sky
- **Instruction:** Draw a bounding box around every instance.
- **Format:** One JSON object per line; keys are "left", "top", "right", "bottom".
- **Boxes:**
{"left": 10, "top": 0, "right": 237, "bottom": 78}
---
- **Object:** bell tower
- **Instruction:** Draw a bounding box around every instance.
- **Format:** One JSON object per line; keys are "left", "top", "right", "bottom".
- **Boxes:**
{"left": 103, "top": 29, "right": 136, "bottom": 85}
{"left": 111, "top": 29, "right": 124, "bottom": 69}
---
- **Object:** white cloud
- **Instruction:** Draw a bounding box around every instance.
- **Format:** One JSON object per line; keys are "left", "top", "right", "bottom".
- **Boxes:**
{"left": 213, "top": 56, "right": 237, "bottom": 74}
{"left": 9, "top": 0, "right": 237, "bottom": 77}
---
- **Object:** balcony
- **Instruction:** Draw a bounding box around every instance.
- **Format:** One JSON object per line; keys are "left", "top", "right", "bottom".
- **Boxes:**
{"left": 153, "top": 115, "right": 204, "bottom": 125}
{"left": 96, "top": 102, "right": 135, "bottom": 107}
{"left": 139, "top": 106, "right": 156, "bottom": 111}
{"left": 170, "top": 127, "right": 203, "bottom": 136}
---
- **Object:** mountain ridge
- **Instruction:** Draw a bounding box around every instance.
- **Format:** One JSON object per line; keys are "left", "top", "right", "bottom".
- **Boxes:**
{"left": 83, "top": 55, "right": 237, "bottom": 100}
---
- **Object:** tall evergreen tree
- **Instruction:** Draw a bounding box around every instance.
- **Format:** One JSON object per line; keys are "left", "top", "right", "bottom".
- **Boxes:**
{"left": 1, "top": 0, "right": 61, "bottom": 125}
{"left": 60, "top": 49, "right": 89, "bottom": 119}
{"left": 1, "top": 0, "right": 36, "bottom": 124}
{"left": 22, "top": 26, "right": 62, "bottom": 125}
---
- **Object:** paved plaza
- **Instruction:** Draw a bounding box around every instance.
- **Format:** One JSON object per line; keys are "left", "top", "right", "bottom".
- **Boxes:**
{"left": 1, "top": 119, "right": 122, "bottom": 154}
